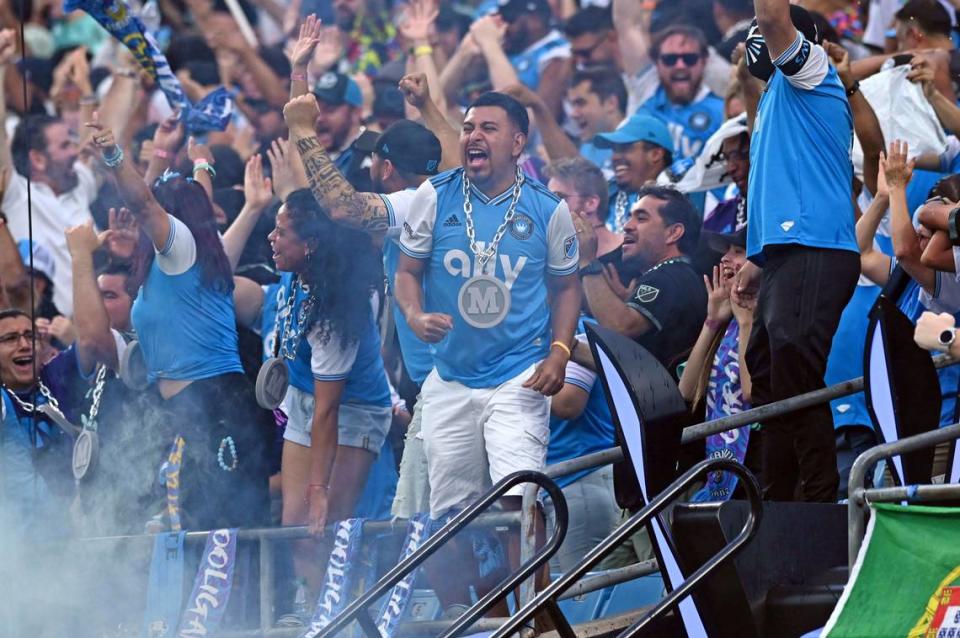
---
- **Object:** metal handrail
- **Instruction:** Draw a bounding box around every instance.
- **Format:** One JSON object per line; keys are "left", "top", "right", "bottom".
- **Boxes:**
{"left": 498, "top": 458, "right": 762, "bottom": 638}
{"left": 847, "top": 421, "right": 960, "bottom": 567}
{"left": 315, "top": 470, "right": 568, "bottom": 638}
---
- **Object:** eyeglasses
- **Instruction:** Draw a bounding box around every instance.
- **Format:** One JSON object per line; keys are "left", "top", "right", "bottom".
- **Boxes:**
{"left": 0, "top": 330, "right": 35, "bottom": 345}
{"left": 571, "top": 37, "right": 607, "bottom": 61}
{"left": 659, "top": 53, "right": 701, "bottom": 67}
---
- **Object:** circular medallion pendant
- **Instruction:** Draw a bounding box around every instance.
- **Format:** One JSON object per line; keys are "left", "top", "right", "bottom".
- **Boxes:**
{"left": 72, "top": 429, "right": 99, "bottom": 481}
{"left": 255, "top": 357, "right": 290, "bottom": 409}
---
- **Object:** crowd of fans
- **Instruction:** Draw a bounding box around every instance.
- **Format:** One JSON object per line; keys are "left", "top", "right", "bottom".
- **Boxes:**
{"left": 3, "top": 0, "right": 960, "bottom": 626}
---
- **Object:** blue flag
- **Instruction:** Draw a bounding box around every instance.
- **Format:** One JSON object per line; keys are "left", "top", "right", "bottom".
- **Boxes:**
{"left": 63, "top": 0, "right": 233, "bottom": 133}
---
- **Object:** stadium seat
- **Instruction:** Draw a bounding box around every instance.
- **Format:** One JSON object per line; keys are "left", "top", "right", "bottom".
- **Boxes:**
{"left": 596, "top": 575, "right": 665, "bottom": 618}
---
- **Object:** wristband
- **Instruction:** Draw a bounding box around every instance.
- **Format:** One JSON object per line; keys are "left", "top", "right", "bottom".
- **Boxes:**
{"left": 705, "top": 318, "right": 725, "bottom": 332}
{"left": 290, "top": 72, "right": 307, "bottom": 82}
{"left": 308, "top": 484, "right": 330, "bottom": 490}
{"left": 192, "top": 161, "right": 216, "bottom": 178}
{"left": 950, "top": 207, "right": 960, "bottom": 246}
{"left": 550, "top": 340, "right": 572, "bottom": 358}
{"left": 579, "top": 260, "right": 605, "bottom": 278}
{"left": 153, "top": 148, "right": 172, "bottom": 160}
{"left": 79, "top": 95, "right": 98, "bottom": 106}
{"left": 845, "top": 80, "right": 860, "bottom": 97}
{"left": 412, "top": 45, "right": 434, "bottom": 57}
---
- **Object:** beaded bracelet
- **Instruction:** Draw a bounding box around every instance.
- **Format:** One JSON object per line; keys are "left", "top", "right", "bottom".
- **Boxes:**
{"left": 217, "top": 436, "right": 238, "bottom": 471}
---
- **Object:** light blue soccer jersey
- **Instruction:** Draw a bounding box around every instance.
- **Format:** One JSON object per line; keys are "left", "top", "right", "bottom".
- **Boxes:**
{"left": 640, "top": 86, "right": 724, "bottom": 160}
{"left": 746, "top": 31, "right": 858, "bottom": 263}
{"left": 130, "top": 217, "right": 243, "bottom": 382}
{"left": 381, "top": 189, "right": 435, "bottom": 387}
{"left": 400, "top": 168, "right": 579, "bottom": 388}
{"left": 509, "top": 30, "right": 570, "bottom": 91}
{"left": 260, "top": 273, "right": 391, "bottom": 408}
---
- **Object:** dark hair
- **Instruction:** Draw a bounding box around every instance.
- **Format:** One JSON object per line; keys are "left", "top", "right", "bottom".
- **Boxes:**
{"left": 258, "top": 45, "right": 292, "bottom": 78}
{"left": 544, "top": 157, "right": 610, "bottom": 220}
{"left": 0, "top": 308, "right": 30, "bottom": 323}
{"left": 563, "top": 6, "right": 613, "bottom": 38}
{"left": 896, "top": 0, "right": 951, "bottom": 38}
{"left": 571, "top": 68, "right": 628, "bottom": 114}
{"left": 715, "top": 0, "right": 754, "bottom": 17}
{"left": 11, "top": 114, "right": 58, "bottom": 178}
{"left": 284, "top": 189, "right": 381, "bottom": 349}
{"left": 931, "top": 174, "right": 960, "bottom": 202}
{"left": 165, "top": 35, "right": 216, "bottom": 74}
{"left": 208, "top": 145, "right": 246, "bottom": 189}
{"left": 650, "top": 25, "right": 709, "bottom": 59}
{"left": 97, "top": 262, "right": 138, "bottom": 299}
{"left": 467, "top": 92, "right": 530, "bottom": 136}
{"left": 185, "top": 60, "right": 221, "bottom": 87}
{"left": 635, "top": 185, "right": 701, "bottom": 255}
{"left": 436, "top": 4, "right": 470, "bottom": 37}
{"left": 152, "top": 175, "right": 235, "bottom": 293}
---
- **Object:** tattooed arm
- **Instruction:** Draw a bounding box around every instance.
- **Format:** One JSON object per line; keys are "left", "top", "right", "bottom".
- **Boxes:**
{"left": 284, "top": 95, "right": 390, "bottom": 239}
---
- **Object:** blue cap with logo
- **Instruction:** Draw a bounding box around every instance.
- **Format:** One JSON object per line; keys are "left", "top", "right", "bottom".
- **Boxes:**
{"left": 593, "top": 113, "right": 673, "bottom": 152}
{"left": 312, "top": 71, "right": 364, "bottom": 108}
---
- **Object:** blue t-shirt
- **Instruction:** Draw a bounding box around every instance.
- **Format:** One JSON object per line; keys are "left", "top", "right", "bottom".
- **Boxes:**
{"left": 381, "top": 189, "right": 436, "bottom": 387}
{"left": 261, "top": 273, "right": 391, "bottom": 408}
{"left": 130, "top": 217, "right": 243, "bottom": 382}
{"left": 825, "top": 281, "right": 880, "bottom": 429}
{"left": 580, "top": 141, "right": 613, "bottom": 178}
{"left": 747, "top": 32, "right": 857, "bottom": 262}
{"left": 509, "top": 30, "right": 569, "bottom": 91}
{"left": 400, "top": 168, "right": 579, "bottom": 388}
{"left": 547, "top": 353, "right": 616, "bottom": 489}
{"left": 640, "top": 86, "right": 724, "bottom": 160}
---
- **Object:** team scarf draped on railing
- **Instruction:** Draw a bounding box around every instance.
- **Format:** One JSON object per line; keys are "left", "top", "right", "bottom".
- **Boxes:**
{"left": 143, "top": 530, "right": 186, "bottom": 638}
{"left": 375, "top": 513, "right": 433, "bottom": 637}
{"left": 177, "top": 528, "right": 239, "bottom": 637}
{"left": 302, "top": 518, "right": 366, "bottom": 638}
{"left": 63, "top": 0, "right": 233, "bottom": 133}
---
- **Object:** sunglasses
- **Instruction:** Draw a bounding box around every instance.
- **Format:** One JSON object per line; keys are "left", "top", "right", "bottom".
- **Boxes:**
{"left": 659, "top": 53, "right": 701, "bottom": 67}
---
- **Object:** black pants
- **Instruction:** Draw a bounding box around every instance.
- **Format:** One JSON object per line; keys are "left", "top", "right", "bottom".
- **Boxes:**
{"left": 746, "top": 246, "right": 860, "bottom": 502}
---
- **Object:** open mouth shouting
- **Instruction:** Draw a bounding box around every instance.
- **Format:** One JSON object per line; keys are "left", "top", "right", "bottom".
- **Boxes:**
{"left": 465, "top": 146, "right": 490, "bottom": 171}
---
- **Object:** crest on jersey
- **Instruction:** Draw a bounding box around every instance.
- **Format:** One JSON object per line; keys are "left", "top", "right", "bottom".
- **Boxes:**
{"left": 510, "top": 213, "right": 534, "bottom": 240}
{"left": 563, "top": 235, "right": 577, "bottom": 259}
{"left": 689, "top": 111, "right": 711, "bottom": 132}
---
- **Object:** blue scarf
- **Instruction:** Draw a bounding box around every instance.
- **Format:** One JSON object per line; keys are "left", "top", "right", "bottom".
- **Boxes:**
{"left": 142, "top": 531, "right": 186, "bottom": 638}
{"left": 375, "top": 514, "right": 432, "bottom": 637}
{"left": 302, "top": 518, "right": 365, "bottom": 638}
{"left": 63, "top": 0, "right": 233, "bottom": 133}
{"left": 177, "top": 528, "right": 239, "bottom": 636}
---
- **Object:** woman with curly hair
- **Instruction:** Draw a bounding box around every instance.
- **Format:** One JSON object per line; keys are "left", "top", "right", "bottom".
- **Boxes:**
{"left": 88, "top": 117, "right": 272, "bottom": 531}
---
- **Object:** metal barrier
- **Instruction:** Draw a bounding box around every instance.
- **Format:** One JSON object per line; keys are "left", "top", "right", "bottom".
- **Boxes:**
{"left": 498, "top": 458, "right": 761, "bottom": 638}
{"left": 314, "top": 470, "right": 567, "bottom": 638}
{"left": 847, "top": 422, "right": 960, "bottom": 567}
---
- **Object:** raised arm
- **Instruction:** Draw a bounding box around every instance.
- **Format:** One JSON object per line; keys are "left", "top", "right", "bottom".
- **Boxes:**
{"left": 613, "top": 0, "right": 652, "bottom": 76}
{"left": 207, "top": 13, "right": 288, "bottom": 108}
{"left": 885, "top": 140, "right": 935, "bottom": 292}
{"left": 856, "top": 180, "right": 892, "bottom": 286}
{"left": 678, "top": 267, "right": 729, "bottom": 402}
{"left": 288, "top": 14, "right": 323, "bottom": 100}
{"left": 501, "top": 83, "right": 579, "bottom": 162}
{"left": 398, "top": 0, "right": 448, "bottom": 115}
{"left": 283, "top": 94, "right": 391, "bottom": 237}
{"left": 909, "top": 56, "right": 960, "bottom": 135}
{"left": 66, "top": 220, "right": 118, "bottom": 373}
{"left": 0, "top": 29, "right": 17, "bottom": 184}
{"left": 826, "top": 42, "right": 884, "bottom": 197}
{"left": 88, "top": 117, "right": 171, "bottom": 251}
{"left": 753, "top": 0, "right": 798, "bottom": 60}
{"left": 0, "top": 209, "right": 28, "bottom": 312}
{"left": 223, "top": 154, "right": 273, "bottom": 271}
{"left": 399, "top": 73, "right": 460, "bottom": 171}
{"left": 470, "top": 16, "right": 521, "bottom": 92}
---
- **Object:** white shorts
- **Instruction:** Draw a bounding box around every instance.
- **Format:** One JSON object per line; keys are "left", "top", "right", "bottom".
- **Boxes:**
{"left": 390, "top": 395, "right": 431, "bottom": 519}
{"left": 282, "top": 386, "right": 392, "bottom": 453}
{"left": 420, "top": 363, "right": 550, "bottom": 518}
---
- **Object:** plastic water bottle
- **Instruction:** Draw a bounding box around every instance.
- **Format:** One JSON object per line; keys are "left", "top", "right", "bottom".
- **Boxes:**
{"left": 293, "top": 579, "right": 310, "bottom": 624}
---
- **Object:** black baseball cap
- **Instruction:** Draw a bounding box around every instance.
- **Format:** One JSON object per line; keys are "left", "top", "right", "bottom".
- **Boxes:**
{"left": 372, "top": 83, "right": 406, "bottom": 119}
{"left": 366, "top": 120, "right": 442, "bottom": 175}
{"left": 704, "top": 225, "right": 747, "bottom": 254}
{"left": 497, "top": 0, "right": 551, "bottom": 22}
{"left": 312, "top": 71, "right": 363, "bottom": 108}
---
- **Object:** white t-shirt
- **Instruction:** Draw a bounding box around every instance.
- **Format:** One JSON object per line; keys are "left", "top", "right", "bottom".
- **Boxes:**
{"left": 4, "top": 161, "right": 98, "bottom": 316}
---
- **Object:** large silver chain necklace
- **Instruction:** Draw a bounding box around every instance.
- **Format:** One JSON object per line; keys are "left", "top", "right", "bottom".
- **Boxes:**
{"left": 456, "top": 166, "right": 524, "bottom": 329}
{"left": 256, "top": 275, "right": 313, "bottom": 409}
{"left": 612, "top": 190, "right": 629, "bottom": 234}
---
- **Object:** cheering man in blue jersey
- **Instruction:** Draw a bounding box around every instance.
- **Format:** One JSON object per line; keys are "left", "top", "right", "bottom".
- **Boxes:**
{"left": 395, "top": 92, "right": 581, "bottom": 522}
{"left": 734, "top": 1, "right": 860, "bottom": 503}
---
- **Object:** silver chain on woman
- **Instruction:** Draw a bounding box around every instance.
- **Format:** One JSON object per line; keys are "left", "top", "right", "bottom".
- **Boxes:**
{"left": 275, "top": 276, "right": 315, "bottom": 360}
{"left": 462, "top": 166, "right": 525, "bottom": 271}
{"left": 81, "top": 364, "right": 108, "bottom": 431}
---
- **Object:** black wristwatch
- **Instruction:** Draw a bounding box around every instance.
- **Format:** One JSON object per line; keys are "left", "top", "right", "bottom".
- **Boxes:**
{"left": 949, "top": 207, "right": 960, "bottom": 246}
{"left": 845, "top": 80, "right": 860, "bottom": 98}
{"left": 579, "top": 260, "right": 605, "bottom": 277}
